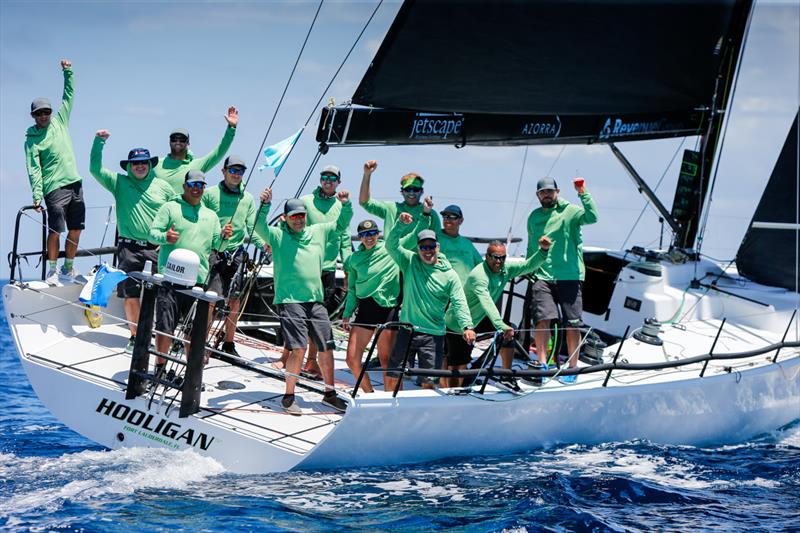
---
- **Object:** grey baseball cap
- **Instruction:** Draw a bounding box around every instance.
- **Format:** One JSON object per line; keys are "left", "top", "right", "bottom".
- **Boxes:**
{"left": 31, "top": 98, "right": 52, "bottom": 114}
{"left": 321, "top": 165, "right": 341, "bottom": 179}
{"left": 224, "top": 154, "right": 247, "bottom": 169}
{"left": 170, "top": 128, "right": 190, "bottom": 140}
{"left": 184, "top": 169, "right": 207, "bottom": 184}
{"left": 536, "top": 177, "right": 558, "bottom": 192}
{"left": 417, "top": 229, "right": 438, "bottom": 243}
{"left": 284, "top": 198, "right": 307, "bottom": 216}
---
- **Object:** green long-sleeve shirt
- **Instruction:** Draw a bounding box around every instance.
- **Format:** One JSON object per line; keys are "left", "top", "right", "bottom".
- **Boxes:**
{"left": 154, "top": 126, "right": 236, "bottom": 194}
{"left": 301, "top": 186, "right": 352, "bottom": 271}
{"left": 25, "top": 68, "right": 81, "bottom": 203}
{"left": 386, "top": 219, "right": 472, "bottom": 336}
{"left": 445, "top": 249, "right": 549, "bottom": 333}
{"left": 342, "top": 240, "right": 400, "bottom": 319}
{"left": 526, "top": 192, "right": 598, "bottom": 281}
{"left": 437, "top": 232, "right": 482, "bottom": 285}
{"left": 149, "top": 197, "right": 222, "bottom": 285}
{"left": 254, "top": 200, "right": 353, "bottom": 305}
{"left": 201, "top": 181, "right": 265, "bottom": 252}
{"left": 361, "top": 198, "right": 441, "bottom": 248}
{"left": 90, "top": 137, "right": 176, "bottom": 242}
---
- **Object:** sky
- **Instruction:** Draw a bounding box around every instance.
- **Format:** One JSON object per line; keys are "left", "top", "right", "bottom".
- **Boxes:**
{"left": 0, "top": 0, "right": 797, "bottom": 280}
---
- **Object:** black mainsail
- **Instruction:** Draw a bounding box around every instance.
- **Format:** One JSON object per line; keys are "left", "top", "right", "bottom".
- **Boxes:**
{"left": 736, "top": 112, "right": 800, "bottom": 292}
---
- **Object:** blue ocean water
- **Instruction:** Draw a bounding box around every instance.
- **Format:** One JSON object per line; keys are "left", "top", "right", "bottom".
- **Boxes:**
{"left": 1, "top": 287, "right": 798, "bottom": 532}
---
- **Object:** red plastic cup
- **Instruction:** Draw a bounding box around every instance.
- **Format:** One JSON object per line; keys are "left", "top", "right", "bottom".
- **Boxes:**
{"left": 573, "top": 177, "right": 585, "bottom": 188}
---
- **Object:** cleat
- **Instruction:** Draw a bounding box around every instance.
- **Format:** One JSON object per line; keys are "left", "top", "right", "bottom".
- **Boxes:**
{"left": 322, "top": 391, "right": 347, "bottom": 412}
{"left": 45, "top": 269, "right": 63, "bottom": 287}
{"left": 281, "top": 394, "right": 302, "bottom": 416}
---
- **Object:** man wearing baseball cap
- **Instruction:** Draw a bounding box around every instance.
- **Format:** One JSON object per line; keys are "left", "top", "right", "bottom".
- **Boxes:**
{"left": 437, "top": 204, "right": 482, "bottom": 285}
{"left": 202, "top": 155, "right": 267, "bottom": 356}
{"left": 254, "top": 187, "right": 353, "bottom": 414}
{"left": 24, "top": 59, "right": 85, "bottom": 286}
{"left": 384, "top": 209, "right": 475, "bottom": 392}
{"left": 90, "top": 129, "right": 175, "bottom": 352}
{"left": 154, "top": 107, "right": 238, "bottom": 194}
{"left": 359, "top": 159, "right": 441, "bottom": 248}
{"left": 341, "top": 218, "right": 401, "bottom": 392}
{"left": 149, "top": 169, "right": 225, "bottom": 371}
{"left": 527, "top": 176, "right": 598, "bottom": 383}
{"left": 298, "top": 164, "right": 353, "bottom": 377}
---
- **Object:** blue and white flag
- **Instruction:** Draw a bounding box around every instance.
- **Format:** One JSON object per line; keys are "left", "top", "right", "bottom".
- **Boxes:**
{"left": 258, "top": 128, "right": 303, "bottom": 177}
{"left": 79, "top": 264, "right": 128, "bottom": 307}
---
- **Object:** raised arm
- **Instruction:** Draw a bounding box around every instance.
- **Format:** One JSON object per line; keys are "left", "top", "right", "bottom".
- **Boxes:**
{"left": 335, "top": 191, "right": 354, "bottom": 233}
{"left": 508, "top": 236, "right": 552, "bottom": 278}
{"left": 359, "top": 160, "right": 377, "bottom": 205}
{"left": 197, "top": 106, "right": 237, "bottom": 172}
{"left": 89, "top": 131, "right": 118, "bottom": 193}
{"left": 574, "top": 178, "right": 598, "bottom": 225}
{"left": 385, "top": 212, "right": 416, "bottom": 270}
{"left": 57, "top": 59, "right": 74, "bottom": 124}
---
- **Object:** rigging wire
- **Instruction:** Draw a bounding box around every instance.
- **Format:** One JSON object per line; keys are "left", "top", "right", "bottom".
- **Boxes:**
{"left": 620, "top": 137, "right": 686, "bottom": 250}
{"left": 506, "top": 146, "right": 529, "bottom": 247}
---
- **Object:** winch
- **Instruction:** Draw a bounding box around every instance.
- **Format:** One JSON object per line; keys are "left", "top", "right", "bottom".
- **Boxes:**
{"left": 633, "top": 317, "right": 663, "bottom": 345}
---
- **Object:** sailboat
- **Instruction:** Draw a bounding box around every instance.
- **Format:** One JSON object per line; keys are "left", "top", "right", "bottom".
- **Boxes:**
{"left": 4, "top": 0, "right": 798, "bottom": 473}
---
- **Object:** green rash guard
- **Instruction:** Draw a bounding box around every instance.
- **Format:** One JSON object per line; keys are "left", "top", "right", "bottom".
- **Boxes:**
{"left": 342, "top": 240, "right": 400, "bottom": 319}
{"left": 25, "top": 68, "right": 81, "bottom": 203}
{"left": 254, "top": 200, "right": 353, "bottom": 305}
{"left": 89, "top": 137, "right": 176, "bottom": 241}
{"left": 149, "top": 197, "right": 222, "bottom": 285}
{"left": 154, "top": 126, "right": 236, "bottom": 195}
{"left": 445, "top": 249, "right": 549, "bottom": 333}
{"left": 301, "top": 187, "right": 352, "bottom": 271}
{"left": 386, "top": 219, "right": 472, "bottom": 336}
{"left": 360, "top": 198, "right": 441, "bottom": 248}
{"left": 201, "top": 182, "right": 265, "bottom": 252}
{"left": 526, "top": 192, "right": 598, "bottom": 281}
{"left": 437, "top": 232, "right": 482, "bottom": 284}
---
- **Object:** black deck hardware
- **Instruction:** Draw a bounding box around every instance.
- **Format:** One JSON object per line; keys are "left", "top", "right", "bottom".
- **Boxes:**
{"left": 603, "top": 326, "right": 630, "bottom": 387}
{"left": 700, "top": 318, "right": 727, "bottom": 378}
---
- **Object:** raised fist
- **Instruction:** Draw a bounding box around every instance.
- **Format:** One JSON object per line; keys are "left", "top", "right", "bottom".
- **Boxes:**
{"left": 337, "top": 190, "right": 350, "bottom": 202}
{"left": 363, "top": 160, "right": 377, "bottom": 174}
{"left": 398, "top": 212, "right": 413, "bottom": 225}
{"left": 538, "top": 235, "right": 552, "bottom": 251}
{"left": 95, "top": 129, "right": 110, "bottom": 140}
{"left": 422, "top": 196, "right": 434, "bottom": 214}
{"left": 260, "top": 188, "right": 272, "bottom": 204}
{"left": 61, "top": 59, "right": 72, "bottom": 69}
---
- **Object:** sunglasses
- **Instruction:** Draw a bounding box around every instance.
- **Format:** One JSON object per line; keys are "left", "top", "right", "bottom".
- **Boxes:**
{"left": 288, "top": 213, "right": 306, "bottom": 220}
{"left": 418, "top": 243, "right": 437, "bottom": 252}
{"left": 185, "top": 181, "right": 206, "bottom": 189}
{"left": 170, "top": 136, "right": 188, "bottom": 143}
{"left": 402, "top": 187, "right": 423, "bottom": 194}
{"left": 320, "top": 174, "right": 339, "bottom": 182}
{"left": 358, "top": 230, "right": 379, "bottom": 238}
{"left": 488, "top": 254, "right": 507, "bottom": 261}
{"left": 130, "top": 160, "right": 150, "bottom": 167}
{"left": 442, "top": 214, "right": 461, "bottom": 221}
{"left": 226, "top": 166, "right": 245, "bottom": 175}
{"left": 33, "top": 109, "right": 52, "bottom": 117}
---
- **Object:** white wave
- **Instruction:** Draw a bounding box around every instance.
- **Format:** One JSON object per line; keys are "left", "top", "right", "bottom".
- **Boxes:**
{"left": 0, "top": 447, "right": 224, "bottom": 518}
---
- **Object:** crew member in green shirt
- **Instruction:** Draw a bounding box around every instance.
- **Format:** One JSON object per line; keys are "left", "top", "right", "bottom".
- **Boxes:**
{"left": 24, "top": 59, "right": 85, "bottom": 286}
{"left": 202, "top": 155, "right": 266, "bottom": 357}
{"left": 154, "top": 107, "right": 238, "bottom": 195}
{"left": 437, "top": 204, "right": 482, "bottom": 285}
{"left": 385, "top": 211, "right": 475, "bottom": 392}
{"left": 526, "top": 176, "right": 598, "bottom": 383}
{"left": 90, "top": 130, "right": 175, "bottom": 352}
{"left": 299, "top": 164, "right": 353, "bottom": 378}
{"left": 149, "top": 170, "right": 225, "bottom": 370}
{"left": 359, "top": 159, "right": 441, "bottom": 245}
{"left": 342, "top": 219, "right": 400, "bottom": 393}
{"left": 444, "top": 237, "right": 552, "bottom": 390}
{"left": 254, "top": 189, "right": 353, "bottom": 414}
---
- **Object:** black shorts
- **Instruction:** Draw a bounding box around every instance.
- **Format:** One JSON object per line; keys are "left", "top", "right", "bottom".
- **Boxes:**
{"left": 116, "top": 239, "right": 159, "bottom": 298}
{"left": 532, "top": 279, "right": 583, "bottom": 326}
{"left": 445, "top": 317, "right": 516, "bottom": 366}
{"left": 44, "top": 181, "right": 85, "bottom": 233}
{"left": 279, "top": 302, "right": 335, "bottom": 352}
{"left": 321, "top": 270, "right": 337, "bottom": 311}
{"left": 388, "top": 329, "right": 444, "bottom": 382}
{"left": 155, "top": 283, "right": 195, "bottom": 335}
{"left": 207, "top": 250, "right": 246, "bottom": 299}
{"left": 352, "top": 297, "right": 398, "bottom": 330}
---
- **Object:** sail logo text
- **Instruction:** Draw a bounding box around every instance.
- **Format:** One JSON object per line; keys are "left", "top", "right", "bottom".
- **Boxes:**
{"left": 521, "top": 115, "right": 561, "bottom": 138}
{"left": 599, "top": 117, "right": 664, "bottom": 139}
{"left": 96, "top": 398, "right": 215, "bottom": 450}
{"left": 409, "top": 114, "right": 464, "bottom": 140}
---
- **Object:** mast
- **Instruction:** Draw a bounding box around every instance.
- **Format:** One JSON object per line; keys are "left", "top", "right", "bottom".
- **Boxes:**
{"left": 673, "top": 0, "right": 754, "bottom": 249}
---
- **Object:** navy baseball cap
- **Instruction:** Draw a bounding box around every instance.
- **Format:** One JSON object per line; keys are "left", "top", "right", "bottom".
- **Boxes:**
{"left": 440, "top": 204, "right": 463, "bottom": 218}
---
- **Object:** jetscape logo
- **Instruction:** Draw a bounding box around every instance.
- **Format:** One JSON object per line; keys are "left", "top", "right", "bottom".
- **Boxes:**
{"left": 96, "top": 397, "right": 215, "bottom": 451}
{"left": 520, "top": 115, "right": 561, "bottom": 138}
{"left": 599, "top": 117, "right": 665, "bottom": 139}
{"left": 409, "top": 113, "right": 464, "bottom": 140}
